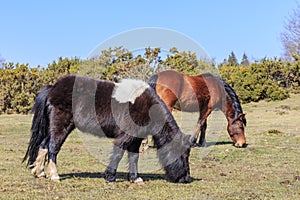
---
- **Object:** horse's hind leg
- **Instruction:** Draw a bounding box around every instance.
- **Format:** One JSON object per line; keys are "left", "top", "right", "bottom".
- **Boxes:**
{"left": 47, "top": 111, "right": 75, "bottom": 181}
{"left": 195, "top": 118, "right": 209, "bottom": 147}
{"left": 195, "top": 107, "right": 211, "bottom": 147}
{"left": 199, "top": 120, "right": 207, "bottom": 147}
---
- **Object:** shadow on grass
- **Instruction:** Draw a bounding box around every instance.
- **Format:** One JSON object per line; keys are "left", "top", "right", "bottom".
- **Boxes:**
{"left": 196, "top": 141, "right": 233, "bottom": 147}
{"left": 60, "top": 172, "right": 202, "bottom": 183}
{"left": 205, "top": 141, "right": 248, "bottom": 148}
{"left": 209, "top": 141, "right": 233, "bottom": 146}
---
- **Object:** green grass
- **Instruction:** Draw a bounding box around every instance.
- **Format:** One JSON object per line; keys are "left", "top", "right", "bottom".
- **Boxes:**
{"left": 1, "top": 94, "right": 300, "bottom": 199}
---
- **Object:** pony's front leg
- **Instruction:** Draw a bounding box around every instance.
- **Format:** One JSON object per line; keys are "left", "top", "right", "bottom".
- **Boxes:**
{"left": 105, "top": 145, "right": 125, "bottom": 183}
{"left": 128, "top": 152, "right": 143, "bottom": 183}
{"left": 127, "top": 138, "right": 143, "bottom": 183}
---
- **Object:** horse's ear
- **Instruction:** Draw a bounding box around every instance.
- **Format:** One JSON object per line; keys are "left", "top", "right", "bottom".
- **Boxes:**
{"left": 238, "top": 113, "right": 247, "bottom": 126}
{"left": 238, "top": 113, "right": 246, "bottom": 120}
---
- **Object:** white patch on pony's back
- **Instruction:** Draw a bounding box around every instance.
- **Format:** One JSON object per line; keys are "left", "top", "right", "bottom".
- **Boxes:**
{"left": 112, "top": 79, "right": 150, "bottom": 104}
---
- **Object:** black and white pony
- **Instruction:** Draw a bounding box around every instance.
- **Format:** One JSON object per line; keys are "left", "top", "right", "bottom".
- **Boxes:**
{"left": 23, "top": 75, "right": 195, "bottom": 183}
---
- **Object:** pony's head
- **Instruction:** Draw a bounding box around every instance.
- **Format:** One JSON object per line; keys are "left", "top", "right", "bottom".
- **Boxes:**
{"left": 227, "top": 113, "right": 247, "bottom": 148}
{"left": 159, "top": 133, "right": 196, "bottom": 183}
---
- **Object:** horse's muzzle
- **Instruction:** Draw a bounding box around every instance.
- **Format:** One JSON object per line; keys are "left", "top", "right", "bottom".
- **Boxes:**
{"left": 234, "top": 142, "right": 247, "bottom": 148}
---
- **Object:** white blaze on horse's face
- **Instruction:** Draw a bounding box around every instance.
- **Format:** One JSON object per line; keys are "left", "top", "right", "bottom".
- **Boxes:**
{"left": 112, "top": 79, "right": 149, "bottom": 104}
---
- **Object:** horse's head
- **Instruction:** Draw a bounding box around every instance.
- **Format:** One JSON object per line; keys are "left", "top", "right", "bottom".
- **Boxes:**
{"left": 227, "top": 113, "right": 247, "bottom": 148}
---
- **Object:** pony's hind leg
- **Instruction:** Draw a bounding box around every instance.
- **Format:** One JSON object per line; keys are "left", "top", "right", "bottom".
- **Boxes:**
{"left": 30, "top": 148, "right": 48, "bottom": 178}
{"left": 47, "top": 111, "right": 75, "bottom": 181}
{"left": 30, "top": 138, "right": 49, "bottom": 178}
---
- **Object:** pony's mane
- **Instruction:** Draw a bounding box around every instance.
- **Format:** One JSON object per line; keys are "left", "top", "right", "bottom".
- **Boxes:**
{"left": 112, "top": 79, "right": 149, "bottom": 104}
{"left": 202, "top": 73, "right": 246, "bottom": 125}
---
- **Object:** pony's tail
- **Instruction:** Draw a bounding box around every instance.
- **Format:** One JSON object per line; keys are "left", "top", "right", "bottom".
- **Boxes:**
{"left": 147, "top": 74, "right": 158, "bottom": 91}
{"left": 23, "top": 85, "right": 52, "bottom": 167}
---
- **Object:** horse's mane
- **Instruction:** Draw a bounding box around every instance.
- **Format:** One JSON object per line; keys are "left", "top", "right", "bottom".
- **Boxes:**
{"left": 202, "top": 73, "right": 246, "bottom": 125}
{"left": 152, "top": 91, "right": 181, "bottom": 147}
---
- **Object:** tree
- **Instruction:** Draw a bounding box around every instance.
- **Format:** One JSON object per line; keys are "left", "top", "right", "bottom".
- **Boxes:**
{"left": 240, "top": 53, "right": 250, "bottom": 66}
{"left": 163, "top": 47, "right": 216, "bottom": 75}
{"left": 227, "top": 51, "right": 239, "bottom": 66}
{"left": 281, "top": 3, "right": 300, "bottom": 59}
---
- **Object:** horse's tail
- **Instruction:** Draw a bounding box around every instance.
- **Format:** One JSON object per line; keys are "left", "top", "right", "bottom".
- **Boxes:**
{"left": 147, "top": 74, "right": 158, "bottom": 92}
{"left": 23, "top": 85, "right": 52, "bottom": 167}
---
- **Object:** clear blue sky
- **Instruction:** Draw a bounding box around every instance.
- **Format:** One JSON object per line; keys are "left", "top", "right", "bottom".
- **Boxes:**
{"left": 0, "top": 0, "right": 298, "bottom": 67}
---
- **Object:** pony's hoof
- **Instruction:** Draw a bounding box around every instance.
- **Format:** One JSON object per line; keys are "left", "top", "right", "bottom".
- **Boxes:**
{"left": 49, "top": 175, "right": 60, "bottom": 182}
{"left": 106, "top": 180, "right": 116, "bottom": 184}
{"left": 104, "top": 174, "right": 116, "bottom": 183}
{"left": 31, "top": 166, "right": 46, "bottom": 178}
{"left": 50, "top": 178, "right": 60, "bottom": 182}
{"left": 36, "top": 171, "right": 46, "bottom": 178}
{"left": 191, "top": 143, "right": 198, "bottom": 148}
{"left": 132, "top": 177, "right": 144, "bottom": 184}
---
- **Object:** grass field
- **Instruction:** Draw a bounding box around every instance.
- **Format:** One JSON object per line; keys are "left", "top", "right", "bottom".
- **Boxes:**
{"left": 0, "top": 94, "right": 300, "bottom": 199}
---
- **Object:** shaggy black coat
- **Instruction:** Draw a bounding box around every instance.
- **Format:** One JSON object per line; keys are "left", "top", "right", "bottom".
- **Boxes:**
{"left": 23, "top": 75, "right": 194, "bottom": 183}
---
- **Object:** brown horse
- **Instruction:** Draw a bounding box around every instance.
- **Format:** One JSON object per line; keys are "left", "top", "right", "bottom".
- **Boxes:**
{"left": 148, "top": 70, "right": 247, "bottom": 148}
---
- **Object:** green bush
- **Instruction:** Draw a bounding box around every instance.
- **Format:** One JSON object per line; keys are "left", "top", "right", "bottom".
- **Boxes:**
{"left": 0, "top": 48, "right": 299, "bottom": 114}
{"left": 0, "top": 57, "right": 80, "bottom": 114}
{"left": 218, "top": 57, "right": 295, "bottom": 103}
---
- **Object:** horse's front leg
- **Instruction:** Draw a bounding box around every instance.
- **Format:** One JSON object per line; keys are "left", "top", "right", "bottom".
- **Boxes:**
{"left": 105, "top": 145, "right": 125, "bottom": 183}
